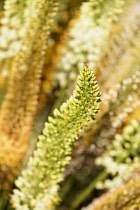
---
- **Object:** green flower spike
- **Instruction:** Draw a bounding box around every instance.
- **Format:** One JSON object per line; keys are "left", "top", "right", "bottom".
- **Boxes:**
{"left": 11, "top": 63, "right": 101, "bottom": 210}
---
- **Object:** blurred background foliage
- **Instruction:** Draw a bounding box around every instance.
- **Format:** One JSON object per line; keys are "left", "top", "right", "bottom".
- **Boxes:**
{"left": 0, "top": 0, "right": 140, "bottom": 209}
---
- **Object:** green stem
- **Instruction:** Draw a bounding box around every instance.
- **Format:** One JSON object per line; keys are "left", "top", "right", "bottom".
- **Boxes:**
{"left": 70, "top": 171, "right": 108, "bottom": 210}
{"left": 0, "top": 189, "right": 11, "bottom": 210}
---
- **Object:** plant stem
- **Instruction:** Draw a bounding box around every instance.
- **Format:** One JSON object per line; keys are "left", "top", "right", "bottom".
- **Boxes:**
{"left": 70, "top": 171, "right": 108, "bottom": 210}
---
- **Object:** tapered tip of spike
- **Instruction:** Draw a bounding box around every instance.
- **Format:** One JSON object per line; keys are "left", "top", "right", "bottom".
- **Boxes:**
{"left": 83, "top": 61, "right": 88, "bottom": 67}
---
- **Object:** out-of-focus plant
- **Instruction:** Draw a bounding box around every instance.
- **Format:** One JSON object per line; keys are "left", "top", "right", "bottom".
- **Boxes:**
{"left": 0, "top": 0, "right": 50, "bottom": 62}
{"left": 95, "top": 119, "right": 140, "bottom": 190}
{"left": 0, "top": 0, "right": 26, "bottom": 62}
{"left": 0, "top": 0, "right": 58, "bottom": 191}
{"left": 86, "top": 170, "right": 140, "bottom": 210}
{"left": 11, "top": 64, "right": 101, "bottom": 210}
{"left": 55, "top": 0, "right": 128, "bottom": 90}
{"left": 0, "top": 0, "right": 31, "bottom": 102}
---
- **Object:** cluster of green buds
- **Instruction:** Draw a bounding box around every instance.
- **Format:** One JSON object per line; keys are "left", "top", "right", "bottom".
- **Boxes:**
{"left": 96, "top": 119, "right": 140, "bottom": 190}
{"left": 11, "top": 64, "right": 101, "bottom": 210}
